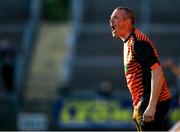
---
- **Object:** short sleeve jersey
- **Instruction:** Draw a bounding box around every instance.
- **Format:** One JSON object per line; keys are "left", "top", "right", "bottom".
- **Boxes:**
{"left": 123, "top": 28, "right": 171, "bottom": 107}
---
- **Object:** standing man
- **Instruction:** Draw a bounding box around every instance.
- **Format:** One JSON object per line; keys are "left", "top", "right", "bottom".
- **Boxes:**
{"left": 110, "top": 7, "right": 171, "bottom": 131}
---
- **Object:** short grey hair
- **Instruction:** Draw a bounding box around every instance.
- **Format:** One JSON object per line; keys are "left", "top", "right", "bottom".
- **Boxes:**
{"left": 115, "top": 7, "right": 135, "bottom": 25}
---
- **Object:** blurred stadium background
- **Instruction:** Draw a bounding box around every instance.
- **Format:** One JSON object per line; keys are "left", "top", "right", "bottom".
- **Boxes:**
{"left": 0, "top": 0, "right": 179, "bottom": 130}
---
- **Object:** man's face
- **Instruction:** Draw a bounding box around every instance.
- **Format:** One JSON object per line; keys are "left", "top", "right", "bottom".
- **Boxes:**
{"left": 110, "top": 9, "right": 129, "bottom": 38}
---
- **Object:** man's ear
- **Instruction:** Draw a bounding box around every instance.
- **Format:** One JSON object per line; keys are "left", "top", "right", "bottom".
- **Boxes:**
{"left": 126, "top": 18, "right": 132, "bottom": 25}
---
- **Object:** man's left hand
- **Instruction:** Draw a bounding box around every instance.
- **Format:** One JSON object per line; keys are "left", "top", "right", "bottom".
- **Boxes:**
{"left": 143, "top": 105, "right": 156, "bottom": 122}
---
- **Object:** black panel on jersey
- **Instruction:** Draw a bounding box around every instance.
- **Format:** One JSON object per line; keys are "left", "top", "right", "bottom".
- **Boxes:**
{"left": 134, "top": 40, "right": 159, "bottom": 69}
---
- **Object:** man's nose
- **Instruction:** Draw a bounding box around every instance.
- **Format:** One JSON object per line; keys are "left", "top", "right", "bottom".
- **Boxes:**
{"left": 109, "top": 19, "right": 113, "bottom": 24}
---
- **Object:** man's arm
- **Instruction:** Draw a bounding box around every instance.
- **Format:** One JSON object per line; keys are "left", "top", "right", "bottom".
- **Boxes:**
{"left": 143, "top": 65, "right": 164, "bottom": 122}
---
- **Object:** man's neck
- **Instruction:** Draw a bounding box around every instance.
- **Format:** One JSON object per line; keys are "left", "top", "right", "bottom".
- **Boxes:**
{"left": 120, "top": 27, "right": 134, "bottom": 42}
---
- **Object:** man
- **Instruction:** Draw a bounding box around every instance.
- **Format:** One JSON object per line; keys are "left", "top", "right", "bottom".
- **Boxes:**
{"left": 110, "top": 7, "right": 171, "bottom": 131}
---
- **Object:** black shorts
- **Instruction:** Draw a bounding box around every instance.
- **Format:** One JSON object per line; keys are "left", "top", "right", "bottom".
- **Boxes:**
{"left": 133, "top": 99, "right": 171, "bottom": 131}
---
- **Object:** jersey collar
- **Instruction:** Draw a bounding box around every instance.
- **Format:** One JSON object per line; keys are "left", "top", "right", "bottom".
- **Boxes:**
{"left": 123, "top": 28, "right": 135, "bottom": 43}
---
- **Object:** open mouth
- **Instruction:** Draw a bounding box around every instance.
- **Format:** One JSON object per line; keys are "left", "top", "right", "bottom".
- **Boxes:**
{"left": 111, "top": 25, "right": 116, "bottom": 32}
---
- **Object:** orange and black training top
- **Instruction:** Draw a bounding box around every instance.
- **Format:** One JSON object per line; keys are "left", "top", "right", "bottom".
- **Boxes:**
{"left": 123, "top": 28, "right": 171, "bottom": 107}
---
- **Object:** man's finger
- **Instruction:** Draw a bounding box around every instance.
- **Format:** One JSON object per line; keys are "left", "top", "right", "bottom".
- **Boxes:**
{"left": 148, "top": 116, "right": 155, "bottom": 122}
{"left": 146, "top": 116, "right": 151, "bottom": 122}
{"left": 144, "top": 115, "right": 153, "bottom": 122}
{"left": 151, "top": 116, "right": 154, "bottom": 121}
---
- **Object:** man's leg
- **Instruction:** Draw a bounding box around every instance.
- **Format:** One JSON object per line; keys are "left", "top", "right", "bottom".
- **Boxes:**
{"left": 138, "top": 99, "right": 171, "bottom": 131}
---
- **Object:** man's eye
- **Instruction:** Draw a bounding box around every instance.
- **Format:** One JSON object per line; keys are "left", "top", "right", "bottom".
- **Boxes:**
{"left": 114, "top": 16, "right": 119, "bottom": 19}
